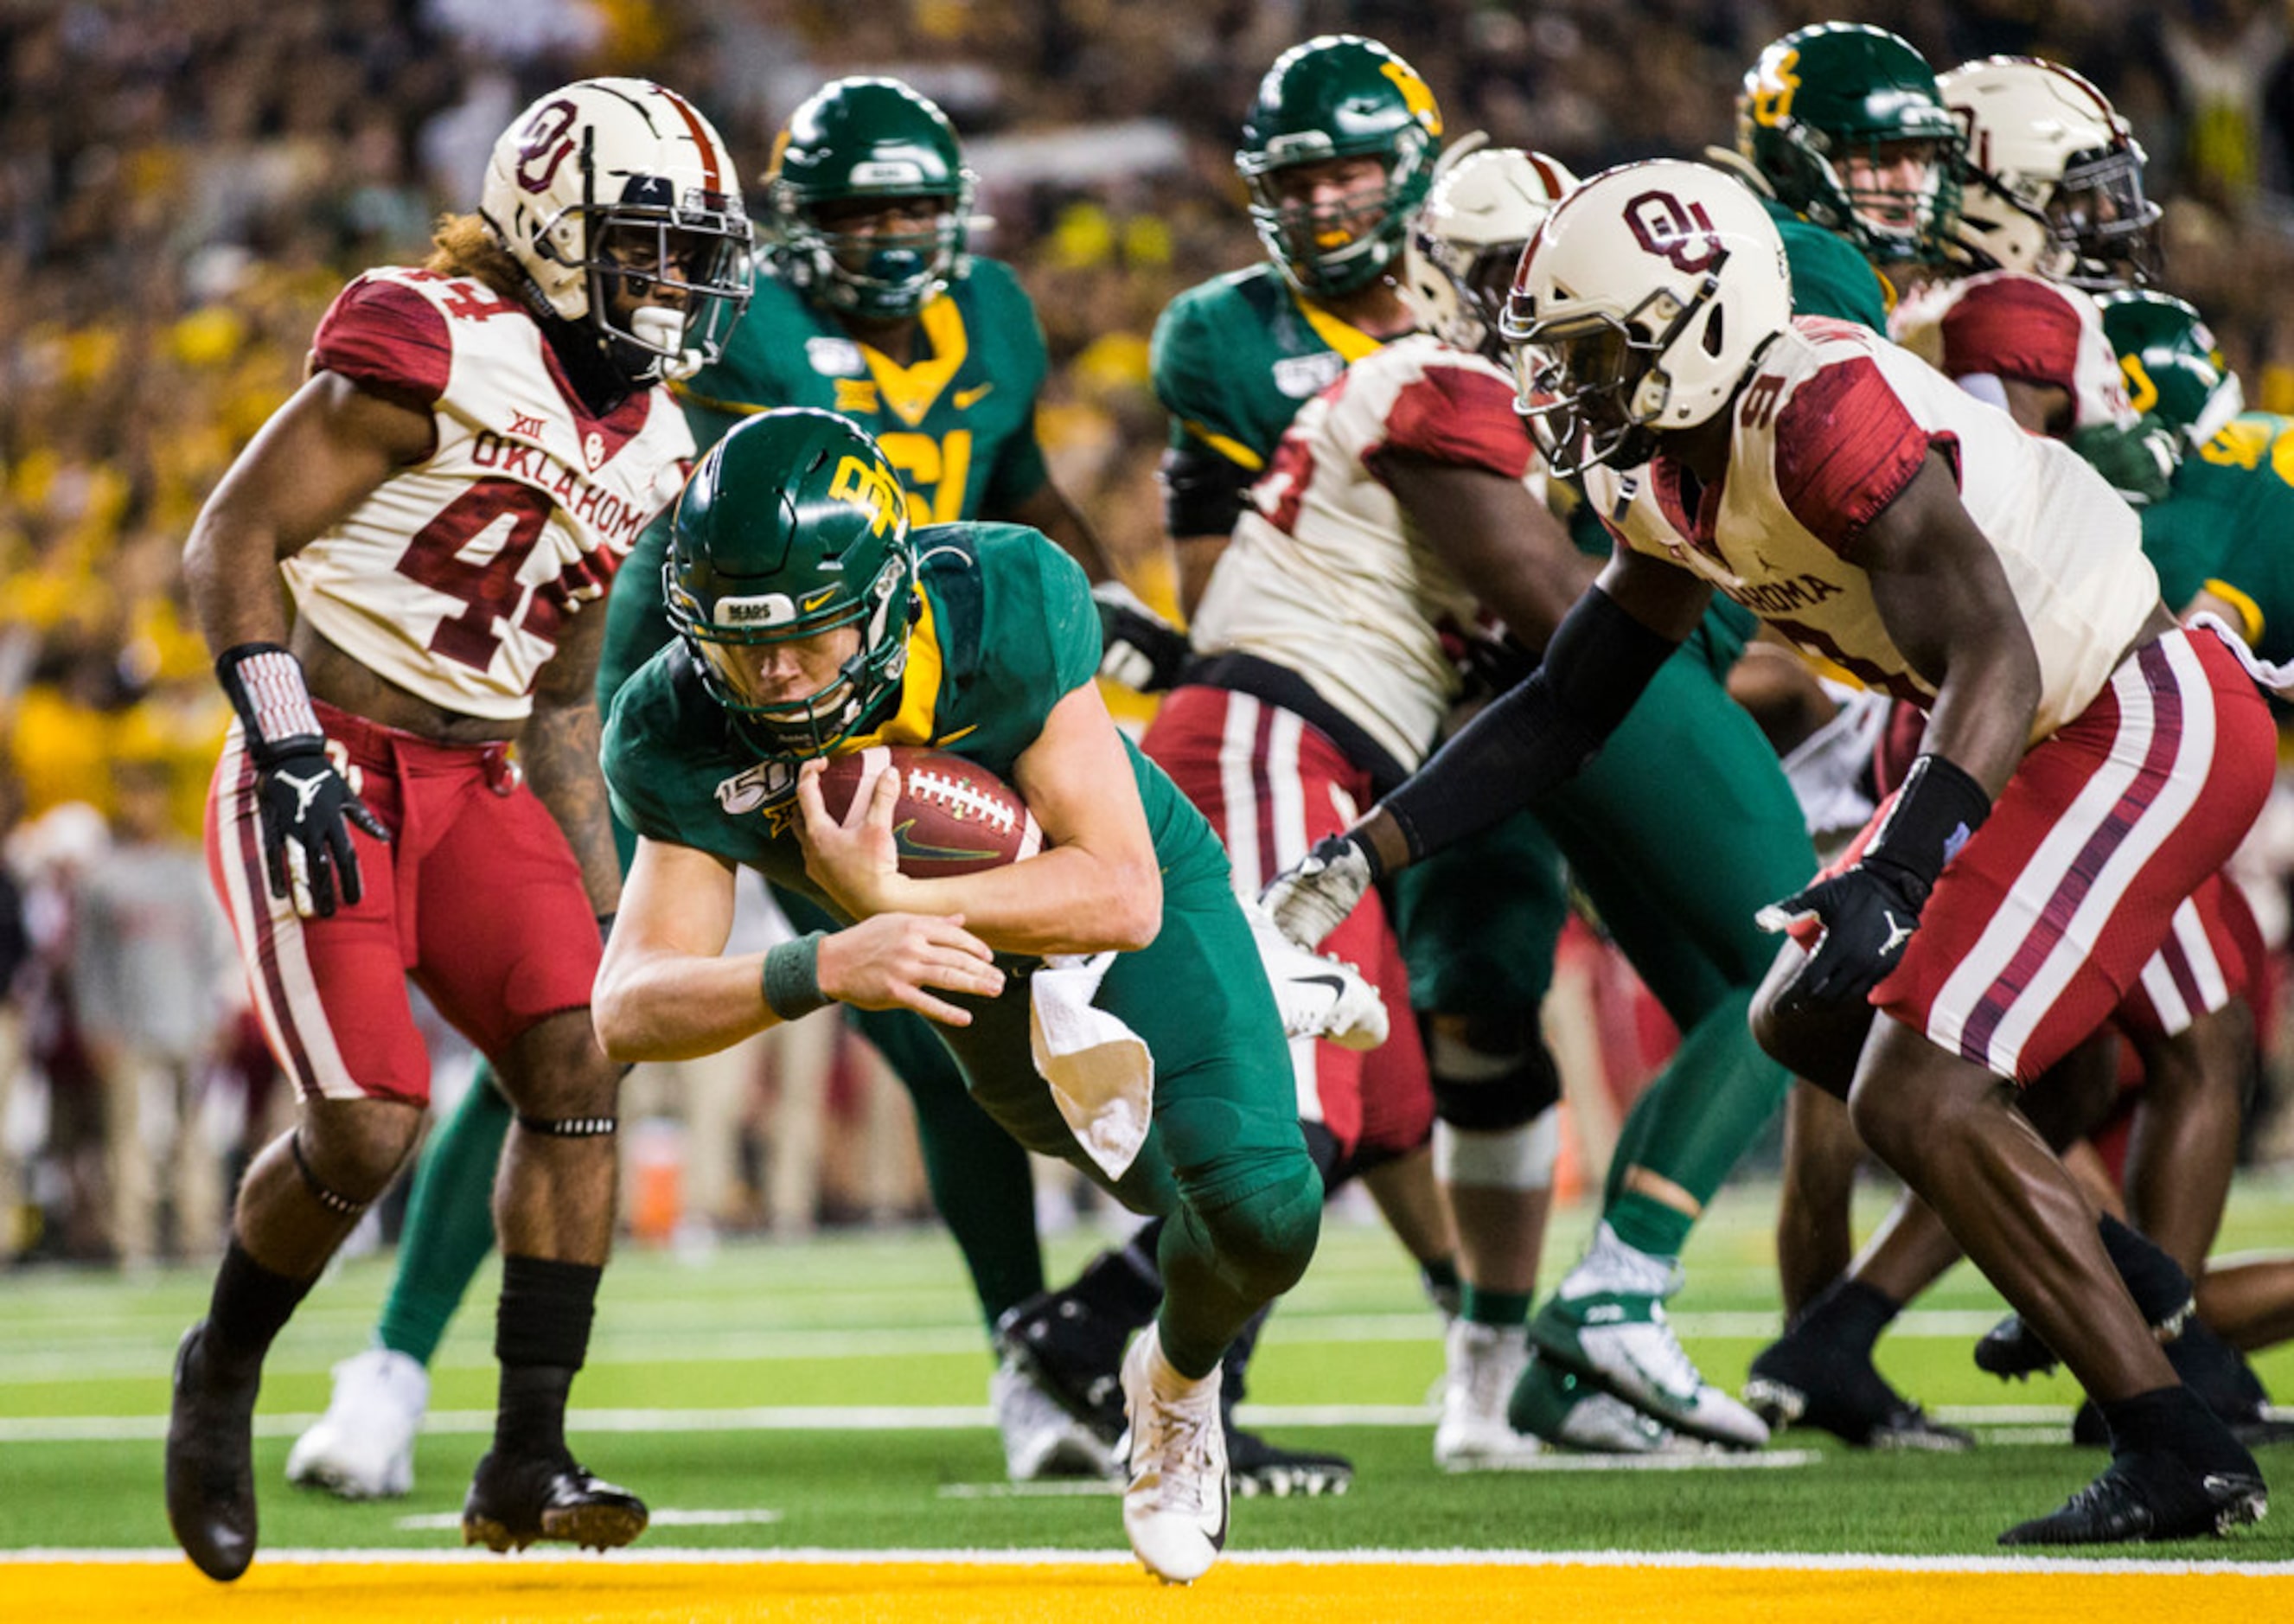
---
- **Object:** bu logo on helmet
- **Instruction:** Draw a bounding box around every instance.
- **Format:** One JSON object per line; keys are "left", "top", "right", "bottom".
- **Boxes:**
{"left": 830, "top": 455, "right": 904, "bottom": 537}
{"left": 516, "top": 100, "right": 579, "bottom": 193}
{"left": 1626, "top": 190, "right": 1723, "bottom": 274}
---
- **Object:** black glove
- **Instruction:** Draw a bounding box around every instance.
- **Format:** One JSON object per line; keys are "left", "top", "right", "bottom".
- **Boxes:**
{"left": 218, "top": 643, "right": 387, "bottom": 919}
{"left": 1757, "top": 752, "right": 1990, "bottom": 1010}
{"left": 1092, "top": 579, "right": 1192, "bottom": 694}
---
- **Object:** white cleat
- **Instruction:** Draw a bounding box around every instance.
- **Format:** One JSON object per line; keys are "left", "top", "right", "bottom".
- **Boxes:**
{"left": 1240, "top": 894, "right": 1390, "bottom": 1052}
{"left": 992, "top": 1354, "right": 1116, "bottom": 1482}
{"left": 1528, "top": 1227, "right": 1769, "bottom": 1450}
{"left": 285, "top": 1346, "right": 429, "bottom": 1500}
{"left": 1119, "top": 1326, "right": 1229, "bottom": 1584}
{"left": 1434, "top": 1320, "right": 1548, "bottom": 1470}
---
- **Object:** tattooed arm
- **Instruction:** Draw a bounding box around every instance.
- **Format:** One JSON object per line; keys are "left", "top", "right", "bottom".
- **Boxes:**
{"left": 523, "top": 598, "right": 622, "bottom": 917}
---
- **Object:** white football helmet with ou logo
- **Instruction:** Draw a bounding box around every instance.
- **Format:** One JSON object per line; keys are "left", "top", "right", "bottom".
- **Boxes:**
{"left": 1399, "top": 147, "right": 1578, "bottom": 356}
{"left": 1941, "top": 55, "right": 2161, "bottom": 290}
{"left": 1500, "top": 158, "right": 1791, "bottom": 476}
{"left": 481, "top": 78, "right": 753, "bottom": 384}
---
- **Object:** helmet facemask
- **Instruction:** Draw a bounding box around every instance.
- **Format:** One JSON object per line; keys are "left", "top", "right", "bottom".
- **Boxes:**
{"left": 570, "top": 191, "right": 753, "bottom": 381}
{"left": 1243, "top": 133, "right": 1435, "bottom": 297}
{"left": 1506, "top": 275, "right": 1728, "bottom": 477}
{"left": 1790, "top": 127, "right": 1964, "bottom": 265}
{"left": 778, "top": 188, "right": 973, "bottom": 320}
{"left": 2047, "top": 142, "right": 2163, "bottom": 290}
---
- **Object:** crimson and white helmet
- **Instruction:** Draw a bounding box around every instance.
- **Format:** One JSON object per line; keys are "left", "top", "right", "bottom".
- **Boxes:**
{"left": 1942, "top": 55, "right": 2161, "bottom": 290}
{"left": 481, "top": 78, "right": 753, "bottom": 383}
{"left": 1500, "top": 158, "right": 1791, "bottom": 476}
{"left": 1399, "top": 147, "right": 1578, "bottom": 355}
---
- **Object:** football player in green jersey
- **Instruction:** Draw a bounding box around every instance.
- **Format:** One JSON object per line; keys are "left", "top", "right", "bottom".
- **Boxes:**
{"left": 288, "top": 76, "right": 1123, "bottom": 1500}
{"left": 596, "top": 409, "right": 1323, "bottom": 1586}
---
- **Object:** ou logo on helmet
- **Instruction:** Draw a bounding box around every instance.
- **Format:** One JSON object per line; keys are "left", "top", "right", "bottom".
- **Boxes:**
{"left": 516, "top": 99, "right": 579, "bottom": 194}
{"left": 1626, "top": 190, "right": 1723, "bottom": 275}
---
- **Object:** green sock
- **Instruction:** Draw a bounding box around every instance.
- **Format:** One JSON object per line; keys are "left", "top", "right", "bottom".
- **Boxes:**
{"left": 1604, "top": 1191, "right": 1692, "bottom": 1261}
{"left": 375, "top": 1065, "right": 513, "bottom": 1364}
{"left": 1461, "top": 1286, "right": 1533, "bottom": 1328}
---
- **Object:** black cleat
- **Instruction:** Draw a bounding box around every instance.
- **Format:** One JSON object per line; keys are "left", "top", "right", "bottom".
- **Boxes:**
{"left": 461, "top": 1450, "right": 649, "bottom": 1553}
{"left": 1744, "top": 1329, "right": 1972, "bottom": 1451}
{"left": 994, "top": 1289, "right": 1131, "bottom": 1446}
{"left": 1224, "top": 1410, "right": 1352, "bottom": 1498}
{"left": 1973, "top": 1312, "right": 2061, "bottom": 1380}
{"left": 1999, "top": 1453, "right": 2266, "bottom": 1545}
{"left": 164, "top": 1321, "right": 260, "bottom": 1582}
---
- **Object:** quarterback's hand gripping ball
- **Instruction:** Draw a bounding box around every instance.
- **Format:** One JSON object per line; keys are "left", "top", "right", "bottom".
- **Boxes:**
{"left": 812, "top": 746, "right": 1043, "bottom": 879}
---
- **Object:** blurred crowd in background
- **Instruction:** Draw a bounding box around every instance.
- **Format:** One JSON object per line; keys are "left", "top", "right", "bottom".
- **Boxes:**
{"left": 10, "top": 0, "right": 2294, "bottom": 1268}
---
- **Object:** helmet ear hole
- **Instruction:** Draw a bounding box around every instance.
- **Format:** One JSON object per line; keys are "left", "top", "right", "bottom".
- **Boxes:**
{"left": 1703, "top": 304, "right": 1727, "bottom": 358}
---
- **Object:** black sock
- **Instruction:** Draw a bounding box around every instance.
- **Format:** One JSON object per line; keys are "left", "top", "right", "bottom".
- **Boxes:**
{"left": 2096, "top": 1215, "right": 2195, "bottom": 1327}
{"left": 2097, "top": 1384, "right": 2252, "bottom": 1475}
{"left": 1420, "top": 1256, "right": 1464, "bottom": 1320}
{"left": 493, "top": 1255, "right": 601, "bottom": 1461}
{"left": 206, "top": 1240, "right": 316, "bottom": 1377}
{"left": 1219, "top": 1301, "right": 1275, "bottom": 1410}
{"left": 1794, "top": 1277, "right": 1901, "bottom": 1358}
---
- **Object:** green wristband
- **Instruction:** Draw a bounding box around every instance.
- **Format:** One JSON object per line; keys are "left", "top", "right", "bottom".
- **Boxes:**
{"left": 762, "top": 932, "right": 831, "bottom": 1022}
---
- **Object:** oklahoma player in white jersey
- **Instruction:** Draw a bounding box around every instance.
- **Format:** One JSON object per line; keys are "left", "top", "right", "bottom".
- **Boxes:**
{"left": 165, "top": 79, "right": 751, "bottom": 1583}
{"left": 1265, "top": 159, "right": 2273, "bottom": 1544}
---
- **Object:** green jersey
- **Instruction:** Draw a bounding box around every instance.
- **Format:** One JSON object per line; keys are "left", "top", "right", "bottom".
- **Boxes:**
{"left": 603, "top": 523, "right": 1221, "bottom": 911}
{"left": 602, "top": 260, "right": 1054, "bottom": 706}
{"left": 1150, "top": 263, "right": 1386, "bottom": 536}
{"left": 676, "top": 256, "right": 1052, "bottom": 521}
{"left": 1764, "top": 195, "right": 1891, "bottom": 331}
{"left": 2144, "top": 411, "right": 2294, "bottom": 663}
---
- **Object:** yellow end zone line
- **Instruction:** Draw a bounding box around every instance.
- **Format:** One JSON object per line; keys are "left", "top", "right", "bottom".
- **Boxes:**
{"left": 6, "top": 1550, "right": 2291, "bottom": 1624}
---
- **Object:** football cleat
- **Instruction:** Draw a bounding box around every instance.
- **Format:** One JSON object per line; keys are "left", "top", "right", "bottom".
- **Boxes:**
{"left": 285, "top": 1346, "right": 429, "bottom": 1499}
{"left": 461, "top": 1451, "right": 649, "bottom": 1553}
{"left": 994, "top": 1288, "right": 1132, "bottom": 1446}
{"left": 991, "top": 1354, "right": 1117, "bottom": 1482}
{"left": 1435, "top": 1320, "right": 1548, "bottom": 1470}
{"left": 1223, "top": 1408, "right": 1353, "bottom": 1496}
{"left": 1998, "top": 1454, "right": 2266, "bottom": 1545}
{"left": 165, "top": 1321, "right": 261, "bottom": 1582}
{"left": 1529, "top": 1237, "right": 1769, "bottom": 1450}
{"left": 1744, "top": 1326, "right": 1971, "bottom": 1451}
{"left": 1120, "top": 1327, "right": 1230, "bottom": 1584}
{"left": 1972, "top": 1311, "right": 2061, "bottom": 1379}
{"left": 1510, "top": 1350, "right": 1686, "bottom": 1454}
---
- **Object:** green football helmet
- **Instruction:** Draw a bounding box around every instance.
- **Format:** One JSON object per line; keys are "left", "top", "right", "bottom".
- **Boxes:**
{"left": 1738, "top": 23, "right": 1963, "bottom": 265}
{"left": 767, "top": 77, "right": 975, "bottom": 321}
{"left": 666, "top": 408, "right": 919, "bottom": 758}
{"left": 2099, "top": 289, "right": 2245, "bottom": 457}
{"left": 1236, "top": 34, "right": 1444, "bottom": 297}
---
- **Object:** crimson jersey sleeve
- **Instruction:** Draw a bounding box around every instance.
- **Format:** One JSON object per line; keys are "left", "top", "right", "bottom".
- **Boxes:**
{"left": 310, "top": 275, "right": 453, "bottom": 414}
{"left": 1772, "top": 356, "right": 1935, "bottom": 553}
{"left": 1363, "top": 365, "right": 1536, "bottom": 484}
{"left": 1938, "top": 278, "right": 2083, "bottom": 395}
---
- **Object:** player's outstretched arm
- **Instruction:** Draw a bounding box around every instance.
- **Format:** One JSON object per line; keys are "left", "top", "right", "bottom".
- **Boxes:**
{"left": 594, "top": 836, "right": 1002, "bottom": 1063}
{"left": 1262, "top": 548, "right": 1703, "bottom": 947}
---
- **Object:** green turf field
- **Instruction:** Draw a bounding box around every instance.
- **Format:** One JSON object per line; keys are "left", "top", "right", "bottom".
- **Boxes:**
{"left": 7, "top": 1173, "right": 2292, "bottom": 1563}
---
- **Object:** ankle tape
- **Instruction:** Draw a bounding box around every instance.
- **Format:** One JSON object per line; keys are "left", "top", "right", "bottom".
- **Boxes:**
{"left": 515, "top": 1114, "right": 618, "bottom": 1139}
{"left": 291, "top": 1129, "right": 370, "bottom": 1218}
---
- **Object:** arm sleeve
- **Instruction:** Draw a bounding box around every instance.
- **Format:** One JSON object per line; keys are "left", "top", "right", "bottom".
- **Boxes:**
{"left": 310, "top": 276, "right": 451, "bottom": 412}
{"left": 1771, "top": 356, "right": 1936, "bottom": 553}
{"left": 1381, "top": 586, "right": 1680, "bottom": 862}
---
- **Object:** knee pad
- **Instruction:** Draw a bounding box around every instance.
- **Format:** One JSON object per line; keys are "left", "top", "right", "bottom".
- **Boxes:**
{"left": 1427, "top": 1029, "right": 1562, "bottom": 1131}
{"left": 1433, "top": 1108, "right": 1559, "bottom": 1192}
{"left": 1193, "top": 1155, "right": 1324, "bottom": 1304}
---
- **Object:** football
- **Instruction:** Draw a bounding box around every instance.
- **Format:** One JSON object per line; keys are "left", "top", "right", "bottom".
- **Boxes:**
{"left": 812, "top": 745, "right": 1043, "bottom": 878}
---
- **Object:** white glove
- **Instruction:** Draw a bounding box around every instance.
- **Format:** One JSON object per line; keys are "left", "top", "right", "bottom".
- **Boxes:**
{"left": 1091, "top": 579, "right": 1192, "bottom": 693}
{"left": 1259, "top": 833, "right": 1375, "bottom": 949}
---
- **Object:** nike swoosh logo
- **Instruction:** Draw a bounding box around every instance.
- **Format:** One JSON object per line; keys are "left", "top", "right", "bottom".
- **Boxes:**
{"left": 1291, "top": 973, "right": 1348, "bottom": 998}
{"left": 802, "top": 588, "right": 838, "bottom": 612}
{"left": 954, "top": 382, "right": 994, "bottom": 409}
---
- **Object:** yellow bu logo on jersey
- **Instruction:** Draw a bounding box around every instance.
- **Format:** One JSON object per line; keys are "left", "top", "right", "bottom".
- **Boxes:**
{"left": 830, "top": 455, "right": 905, "bottom": 537}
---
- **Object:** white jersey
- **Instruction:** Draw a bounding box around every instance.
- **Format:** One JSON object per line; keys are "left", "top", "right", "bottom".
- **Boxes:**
{"left": 1187, "top": 335, "right": 1541, "bottom": 770}
{"left": 1583, "top": 316, "right": 2158, "bottom": 744}
{"left": 1890, "top": 271, "right": 2133, "bottom": 432}
{"left": 282, "top": 266, "right": 693, "bottom": 720}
